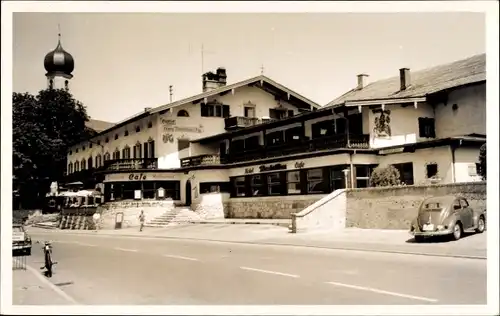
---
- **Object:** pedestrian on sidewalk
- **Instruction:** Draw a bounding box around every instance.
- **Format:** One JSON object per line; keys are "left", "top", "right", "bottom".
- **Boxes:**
{"left": 139, "top": 210, "right": 145, "bottom": 232}
{"left": 93, "top": 212, "right": 101, "bottom": 232}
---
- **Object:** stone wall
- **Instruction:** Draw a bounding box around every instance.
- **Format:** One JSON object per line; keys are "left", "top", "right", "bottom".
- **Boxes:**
{"left": 99, "top": 200, "right": 175, "bottom": 229}
{"left": 346, "top": 181, "right": 486, "bottom": 229}
{"left": 227, "top": 195, "right": 325, "bottom": 219}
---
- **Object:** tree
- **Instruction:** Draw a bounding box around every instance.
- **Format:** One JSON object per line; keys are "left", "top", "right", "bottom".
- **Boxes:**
{"left": 13, "top": 89, "right": 94, "bottom": 209}
{"left": 478, "top": 143, "right": 486, "bottom": 180}
{"left": 370, "top": 165, "right": 401, "bottom": 187}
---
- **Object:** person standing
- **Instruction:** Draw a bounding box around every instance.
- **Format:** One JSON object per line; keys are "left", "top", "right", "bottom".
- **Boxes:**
{"left": 92, "top": 212, "right": 101, "bottom": 232}
{"left": 138, "top": 210, "right": 145, "bottom": 232}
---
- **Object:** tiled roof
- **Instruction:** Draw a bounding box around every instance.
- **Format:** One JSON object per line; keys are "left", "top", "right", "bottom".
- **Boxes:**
{"left": 327, "top": 53, "right": 486, "bottom": 107}
{"left": 85, "top": 119, "right": 115, "bottom": 132}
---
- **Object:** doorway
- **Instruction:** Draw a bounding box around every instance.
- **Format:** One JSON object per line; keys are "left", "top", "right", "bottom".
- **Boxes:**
{"left": 185, "top": 180, "right": 192, "bottom": 206}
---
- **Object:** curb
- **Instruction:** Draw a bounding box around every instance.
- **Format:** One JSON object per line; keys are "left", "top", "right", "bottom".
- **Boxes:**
{"left": 30, "top": 229, "right": 486, "bottom": 260}
{"left": 188, "top": 221, "right": 287, "bottom": 226}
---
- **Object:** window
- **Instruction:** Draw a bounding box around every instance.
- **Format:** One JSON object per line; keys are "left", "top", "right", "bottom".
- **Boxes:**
{"left": 418, "top": 117, "right": 436, "bottom": 138}
{"left": 200, "top": 182, "right": 230, "bottom": 194}
{"left": 269, "top": 109, "right": 293, "bottom": 120}
{"left": 136, "top": 126, "right": 141, "bottom": 133}
{"left": 81, "top": 159, "right": 86, "bottom": 170}
{"left": 95, "top": 155, "right": 102, "bottom": 168}
{"left": 114, "top": 134, "right": 118, "bottom": 140}
{"left": 156, "top": 181, "right": 181, "bottom": 200}
{"left": 426, "top": 163, "right": 438, "bottom": 178}
{"left": 104, "top": 152, "right": 111, "bottom": 162}
{"left": 143, "top": 181, "right": 156, "bottom": 199}
{"left": 285, "top": 126, "right": 303, "bottom": 142}
{"left": 74, "top": 162, "right": 79, "bottom": 172}
{"left": 250, "top": 175, "right": 264, "bottom": 196}
{"left": 105, "top": 137, "right": 109, "bottom": 143}
{"left": 307, "top": 168, "right": 326, "bottom": 193}
{"left": 87, "top": 157, "right": 93, "bottom": 169}
{"left": 311, "top": 120, "right": 335, "bottom": 138}
{"left": 177, "top": 110, "right": 189, "bottom": 117}
{"left": 267, "top": 172, "right": 283, "bottom": 195}
{"left": 355, "top": 165, "right": 373, "bottom": 188}
{"left": 469, "top": 163, "right": 479, "bottom": 176}
{"left": 133, "top": 143, "right": 142, "bottom": 158}
{"left": 393, "top": 162, "right": 414, "bottom": 185}
{"left": 76, "top": 148, "right": 79, "bottom": 153}
{"left": 266, "top": 131, "right": 284, "bottom": 146}
{"left": 82, "top": 146, "right": 86, "bottom": 151}
{"left": 244, "top": 106, "right": 255, "bottom": 118}
{"left": 331, "top": 167, "right": 346, "bottom": 191}
{"left": 201, "top": 102, "right": 230, "bottom": 118}
{"left": 234, "top": 176, "right": 246, "bottom": 197}
{"left": 124, "top": 130, "right": 129, "bottom": 137}
{"left": 89, "top": 144, "right": 93, "bottom": 149}
{"left": 231, "top": 139, "right": 245, "bottom": 152}
{"left": 69, "top": 150, "right": 72, "bottom": 155}
{"left": 148, "top": 140, "right": 155, "bottom": 158}
{"left": 178, "top": 139, "right": 190, "bottom": 151}
{"left": 147, "top": 122, "right": 153, "bottom": 128}
{"left": 287, "top": 171, "right": 301, "bottom": 194}
{"left": 113, "top": 149, "right": 121, "bottom": 160}
{"left": 244, "top": 136, "right": 260, "bottom": 150}
{"left": 97, "top": 140, "right": 101, "bottom": 146}
{"left": 122, "top": 146, "right": 131, "bottom": 159}
{"left": 68, "top": 162, "right": 73, "bottom": 174}
{"left": 452, "top": 199, "right": 461, "bottom": 210}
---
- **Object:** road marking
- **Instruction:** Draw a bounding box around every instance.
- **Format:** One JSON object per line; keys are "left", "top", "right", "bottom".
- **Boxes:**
{"left": 163, "top": 254, "right": 200, "bottom": 262}
{"left": 75, "top": 242, "right": 96, "bottom": 247}
{"left": 325, "top": 281, "right": 438, "bottom": 303}
{"left": 114, "top": 247, "right": 137, "bottom": 252}
{"left": 25, "top": 264, "right": 79, "bottom": 304}
{"left": 240, "top": 266, "right": 300, "bottom": 278}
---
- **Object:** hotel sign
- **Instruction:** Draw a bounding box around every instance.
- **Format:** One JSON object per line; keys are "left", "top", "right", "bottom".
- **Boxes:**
{"left": 259, "top": 163, "right": 287, "bottom": 172}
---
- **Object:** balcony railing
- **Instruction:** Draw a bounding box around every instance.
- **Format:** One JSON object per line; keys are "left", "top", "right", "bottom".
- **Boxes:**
{"left": 224, "top": 116, "right": 275, "bottom": 130}
{"left": 103, "top": 158, "right": 158, "bottom": 171}
{"left": 180, "top": 154, "right": 220, "bottom": 168}
{"left": 226, "top": 134, "right": 370, "bottom": 163}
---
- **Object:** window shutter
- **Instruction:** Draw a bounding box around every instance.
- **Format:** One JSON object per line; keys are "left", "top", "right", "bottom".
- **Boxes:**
{"left": 215, "top": 105, "right": 222, "bottom": 117}
{"left": 222, "top": 105, "right": 230, "bottom": 118}
{"left": 430, "top": 118, "right": 436, "bottom": 138}
{"left": 143, "top": 142, "right": 149, "bottom": 158}
{"left": 200, "top": 103, "right": 208, "bottom": 117}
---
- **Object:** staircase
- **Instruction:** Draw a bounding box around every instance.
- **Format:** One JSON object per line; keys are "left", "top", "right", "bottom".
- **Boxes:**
{"left": 145, "top": 206, "right": 202, "bottom": 227}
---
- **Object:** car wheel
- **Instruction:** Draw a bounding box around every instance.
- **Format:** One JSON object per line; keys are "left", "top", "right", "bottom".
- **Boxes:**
{"left": 452, "top": 222, "right": 462, "bottom": 241}
{"left": 475, "top": 216, "right": 486, "bottom": 233}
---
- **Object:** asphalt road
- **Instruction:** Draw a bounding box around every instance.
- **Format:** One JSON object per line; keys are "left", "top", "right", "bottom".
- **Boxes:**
{"left": 17, "top": 231, "right": 487, "bottom": 305}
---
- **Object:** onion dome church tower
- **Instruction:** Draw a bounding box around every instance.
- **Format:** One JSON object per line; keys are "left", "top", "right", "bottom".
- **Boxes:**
{"left": 43, "top": 31, "right": 74, "bottom": 90}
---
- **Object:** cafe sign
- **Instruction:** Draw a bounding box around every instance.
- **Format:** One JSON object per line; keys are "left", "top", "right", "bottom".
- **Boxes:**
{"left": 129, "top": 173, "right": 147, "bottom": 181}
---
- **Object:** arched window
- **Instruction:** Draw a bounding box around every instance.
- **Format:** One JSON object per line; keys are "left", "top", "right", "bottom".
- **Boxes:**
{"left": 104, "top": 152, "right": 110, "bottom": 161}
{"left": 74, "top": 162, "right": 79, "bottom": 172}
{"left": 81, "top": 159, "right": 86, "bottom": 170}
{"left": 96, "top": 154, "right": 102, "bottom": 168}
{"left": 177, "top": 110, "right": 189, "bottom": 117}
{"left": 113, "top": 148, "right": 121, "bottom": 160}
{"left": 122, "top": 145, "right": 131, "bottom": 159}
{"left": 133, "top": 142, "right": 142, "bottom": 158}
{"left": 68, "top": 162, "right": 73, "bottom": 174}
{"left": 88, "top": 156, "right": 93, "bottom": 169}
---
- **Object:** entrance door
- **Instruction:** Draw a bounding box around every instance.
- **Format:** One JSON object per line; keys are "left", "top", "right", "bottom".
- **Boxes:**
{"left": 185, "top": 180, "right": 192, "bottom": 206}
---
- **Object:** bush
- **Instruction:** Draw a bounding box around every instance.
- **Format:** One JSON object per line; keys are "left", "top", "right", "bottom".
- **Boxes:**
{"left": 478, "top": 143, "right": 486, "bottom": 180}
{"left": 370, "top": 165, "right": 401, "bottom": 187}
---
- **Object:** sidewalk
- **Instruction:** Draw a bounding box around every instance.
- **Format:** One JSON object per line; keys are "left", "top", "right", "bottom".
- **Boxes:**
{"left": 12, "top": 259, "right": 76, "bottom": 305}
{"left": 27, "top": 224, "right": 487, "bottom": 260}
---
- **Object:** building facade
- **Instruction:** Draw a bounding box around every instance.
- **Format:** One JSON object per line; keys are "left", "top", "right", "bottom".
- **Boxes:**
{"left": 65, "top": 54, "right": 486, "bottom": 219}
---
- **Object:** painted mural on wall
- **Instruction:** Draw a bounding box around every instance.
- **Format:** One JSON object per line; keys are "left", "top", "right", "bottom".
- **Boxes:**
{"left": 160, "top": 118, "right": 204, "bottom": 143}
{"left": 373, "top": 109, "right": 392, "bottom": 137}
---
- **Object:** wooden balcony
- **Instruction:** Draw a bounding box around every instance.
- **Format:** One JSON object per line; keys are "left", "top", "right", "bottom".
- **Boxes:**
{"left": 180, "top": 154, "right": 220, "bottom": 167}
{"left": 224, "top": 116, "right": 275, "bottom": 130}
{"left": 103, "top": 158, "right": 158, "bottom": 171}
{"left": 227, "top": 134, "right": 370, "bottom": 163}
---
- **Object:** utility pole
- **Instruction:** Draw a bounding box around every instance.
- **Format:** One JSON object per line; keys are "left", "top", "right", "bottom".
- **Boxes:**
{"left": 169, "top": 85, "right": 173, "bottom": 103}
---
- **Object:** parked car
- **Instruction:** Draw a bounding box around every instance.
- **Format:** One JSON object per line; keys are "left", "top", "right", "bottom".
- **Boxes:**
{"left": 12, "top": 223, "right": 32, "bottom": 255}
{"left": 409, "top": 195, "right": 486, "bottom": 242}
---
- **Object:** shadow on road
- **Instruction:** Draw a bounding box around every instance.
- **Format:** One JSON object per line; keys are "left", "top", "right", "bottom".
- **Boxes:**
{"left": 405, "top": 232, "right": 477, "bottom": 244}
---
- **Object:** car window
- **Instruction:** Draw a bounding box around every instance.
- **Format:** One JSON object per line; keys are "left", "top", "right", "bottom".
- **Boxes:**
{"left": 460, "top": 199, "right": 469, "bottom": 208}
{"left": 453, "top": 200, "right": 461, "bottom": 210}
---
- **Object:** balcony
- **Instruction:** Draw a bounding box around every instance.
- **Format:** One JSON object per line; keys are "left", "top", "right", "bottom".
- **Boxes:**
{"left": 103, "top": 158, "right": 158, "bottom": 171}
{"left": 224, "top": 116, "right": 275, "bottom": 130}
{"left": 227, "top": 134, "right": 370, "bottom": 163}
{"left": 180, "top": 154, "right": 220, "bottom": 168}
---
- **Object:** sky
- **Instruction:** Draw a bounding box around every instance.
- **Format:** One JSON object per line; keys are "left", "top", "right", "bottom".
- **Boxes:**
{"left": 13, "top": 12, "right": 485, "bottom": 123}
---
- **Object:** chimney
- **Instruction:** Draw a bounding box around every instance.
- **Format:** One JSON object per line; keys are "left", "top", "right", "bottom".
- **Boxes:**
{"left": 202, "top": 67, "right": 227, "bottom": 92}
{"left": 357, "top": 74, "right": 369, "bottom": 90}
{"left": 399, "top": 68, "right": 411, "bottom": 90}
